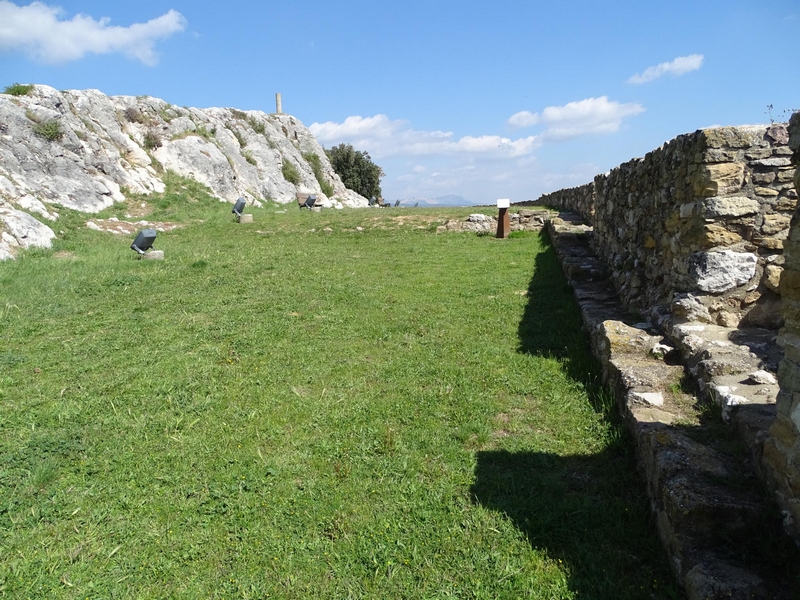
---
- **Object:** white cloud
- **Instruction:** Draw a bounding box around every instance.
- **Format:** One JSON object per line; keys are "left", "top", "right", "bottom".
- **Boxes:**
{"left": 309, "top": 114, "right": 540, "bottom": 159}
{"left": 506, "top": 110, "right": 539, "bottom": 128}
{"left": 0, "top": 1, "right": 187, "bottom": 65}
{"left": 628, "top": 54, "right": 704, "bottom": 84}
{"left": 506, "top": 96, "right": 645, "bottom": 140}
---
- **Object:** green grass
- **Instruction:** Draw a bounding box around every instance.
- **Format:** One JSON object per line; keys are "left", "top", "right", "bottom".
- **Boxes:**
{"left": 282, "top": 159, "right": 300, "bottom": 185}
{"left": 303, "top": 152, "right": 335, "bottom": 197}
{"left": 0, "top": 189, "right": 677, "bottom": 598}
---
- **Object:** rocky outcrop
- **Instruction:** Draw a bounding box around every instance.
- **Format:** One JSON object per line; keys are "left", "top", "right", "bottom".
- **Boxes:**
{"left": 0, "top": 85, "right": 368, "bottom": 259}
{"left": 536, "top": 125, "right": 794, "bottom": 330}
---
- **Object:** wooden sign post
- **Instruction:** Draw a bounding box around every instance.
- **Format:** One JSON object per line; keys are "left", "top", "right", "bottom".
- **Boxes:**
{"left": 496, "top": 198, "right": 510, "bottom": 239}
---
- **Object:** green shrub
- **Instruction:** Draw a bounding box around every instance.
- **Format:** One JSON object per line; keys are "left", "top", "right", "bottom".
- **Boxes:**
{"left": 247, "top": 117, "right": 265, "bottom": 134}
{"left": 32, "top": 119, "right": 64, "bottom": 141}
{"left": 243, "top": 150, "right": 257, "bottom": 166}
{"left": 196, "top": 124, "right": 215, "bottom": 140}
{"left": 231, "top": 109, "right": 247, "bottom": 120}
{"left": 4, "top": 83, "right": 34, "bottom": 96}
{"left": 282, "top": 159, "right": 300, "bottom": 184}
{"left": 302, "top": 152, "right": 334, "bottom": 197}
{"left": 232, "top": 128, "right": 247, "bottom": 148}
{"left": 143, "top": 129, "right": 162, "bottom": 150}
{"left": 124, "top": 106, "right": 148, "bottom": 124}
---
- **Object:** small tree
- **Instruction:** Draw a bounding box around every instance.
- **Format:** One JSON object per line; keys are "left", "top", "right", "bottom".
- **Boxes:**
{"left": 325, "top": 144, "right": 384, "bottom": 200}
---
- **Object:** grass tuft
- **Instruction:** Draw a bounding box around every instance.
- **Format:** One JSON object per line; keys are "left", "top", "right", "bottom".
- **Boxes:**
{"left": 4, "top": 83, "right": 35, "bottom": 96}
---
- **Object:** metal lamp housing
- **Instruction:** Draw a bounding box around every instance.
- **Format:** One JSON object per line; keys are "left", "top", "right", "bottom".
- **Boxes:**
{"left": 131, "top": 229, "right": 157, "bottom": 255}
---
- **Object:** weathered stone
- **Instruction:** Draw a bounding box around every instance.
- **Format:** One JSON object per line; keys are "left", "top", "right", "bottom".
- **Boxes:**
{"left": 701, "top": 196, "right": 760, "bottom": 218}
{"left": 755, "top": 187, "right": 779, "bottom": 197}
{"left": 764, "top": 264, "right": 783, "bottom": 293}
{"left": 629, "top": 391, "right": 664, "bottom": 406}
{"left": 672, "top": 293, "right": 714, "bottom": 323}
{"left": 752, "top": 157, "right": 792, "bottom": 167}
{"left": 688, "top": 251, "right": 757, "bottom": 293}
{"left": 766, "top": 124, "right": 789, "bottom": 145}
{"left": 752, "top": 172, "right": 777, "bottom": 185}
{"left": 743, "top": 298, "right": 783, "bottom": 329}
{"left": 0, "top": 206, "right": 56, "bottom": 260}
{"left": 762, "top": 214, "right": 791, "bottom": 235}
{"left": 694, "top": 163, "right": 745, "bottom": 197}
{"left": 702, "top": 224, "right": 742, "bottom": 247}
{"left": 748, "top": 370, "right": 777, "bottom": 385}
{"left": 702, "top": 126, "right": 768, "bottom": 149}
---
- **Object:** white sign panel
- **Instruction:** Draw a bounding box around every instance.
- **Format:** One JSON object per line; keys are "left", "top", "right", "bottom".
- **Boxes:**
{"left": 497, "top": 198, "right": 510, "bottom": 209}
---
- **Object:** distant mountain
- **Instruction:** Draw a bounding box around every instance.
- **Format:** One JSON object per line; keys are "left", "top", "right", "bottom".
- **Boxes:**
{"left": 396, "top": 195, "right": 472, "bottom": 207}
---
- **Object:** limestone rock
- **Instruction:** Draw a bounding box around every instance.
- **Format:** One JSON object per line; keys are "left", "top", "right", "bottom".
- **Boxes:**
{"left": 688, "top": 251, "right": 757, "bottom": 293}
{"left": 701, "top": 196, "right": 760, "bottom": 218}
{"left": 0, "top": 84, "right": 370, "bottom": 258}
{"left": 0, "top": 205, "right": 56, "bottom": 259}
{"left": 764, "top": 264, "right": 783, "bottom": 293}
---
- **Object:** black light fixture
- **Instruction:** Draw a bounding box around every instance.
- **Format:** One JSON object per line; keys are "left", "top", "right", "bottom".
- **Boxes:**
{"left": 303, "top": 194, "right": 317, "bottom": 209}
{"left": 394, "top": 200, "right": 400, "bottom": 207}
{"left": 368, "top": 196, "right": 377, "bottom": 206}
{"left": 232, "top": 197, "right": 246, "bottom": 217}
{"left": 130, "top": 228, "right": 157, "bottom": 255}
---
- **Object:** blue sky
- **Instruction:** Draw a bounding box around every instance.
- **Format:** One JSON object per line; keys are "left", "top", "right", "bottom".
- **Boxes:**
{"left": 1, "top": 0, "right": 797, "bottom": 204}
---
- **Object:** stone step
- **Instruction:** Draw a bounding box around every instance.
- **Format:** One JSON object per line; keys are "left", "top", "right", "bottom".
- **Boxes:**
{"left": 546, "top": 213, "right": 796, "bottom": 599}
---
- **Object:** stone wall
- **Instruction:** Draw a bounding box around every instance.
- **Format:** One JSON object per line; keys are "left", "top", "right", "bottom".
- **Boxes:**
{"left": 766, "top": 112, "right": 800, "bottom": 538}
{"left": 538, "top": 125, "right": 795, "bottom": 329}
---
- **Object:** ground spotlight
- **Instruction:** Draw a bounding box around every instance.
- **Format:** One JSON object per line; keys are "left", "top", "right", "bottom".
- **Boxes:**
{"left": 130, "top": 228, "right": 157, "bottom": 255}
{"left": 232, "top": 197, "right": 246, "bottom": 217}
{"left": 303, "top": 195, "right": 317, "bottom": 209}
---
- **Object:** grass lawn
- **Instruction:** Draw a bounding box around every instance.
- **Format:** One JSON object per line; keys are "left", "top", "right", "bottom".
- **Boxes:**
{"left": 0, "top": 177, "right": 678, "bottom": 598}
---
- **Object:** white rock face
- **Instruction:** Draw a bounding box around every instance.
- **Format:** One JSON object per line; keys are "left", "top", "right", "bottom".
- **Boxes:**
{"left": 0, "top": 85, "right": 369, "bottom": 258}
{"left": 689, "top": 250, "right": 758, "bottom": 293}
{"left": 0, "top": 205, "right": 56, "bottom": 259}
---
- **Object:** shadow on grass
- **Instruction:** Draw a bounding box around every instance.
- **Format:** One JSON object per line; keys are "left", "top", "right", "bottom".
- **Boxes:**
{"left": 516, "top": 231, "right": 600, "bottom": 398}
{"left": 471, "top": 231, "right": 681, "bottom": 598}
{"left": 471, "top": 449, "right": 679, "bottom": 599}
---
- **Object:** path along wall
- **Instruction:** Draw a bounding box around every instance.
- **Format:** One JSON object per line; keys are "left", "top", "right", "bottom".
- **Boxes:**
{"left": 539, "top": 124, "right": 795, "bottom": 329}
{"left": 538, "top": 122, "right": 800, "bottom": 536}
{"left": 767, "top": 113, "right": 800, "bottom": 534}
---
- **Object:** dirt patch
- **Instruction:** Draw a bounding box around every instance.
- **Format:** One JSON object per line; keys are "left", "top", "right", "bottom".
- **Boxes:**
{"left": 368, "top": 215, "right": 443, "bottom": 229}
{"left": 85, "top": 218, "right": 183, "bottom": 235}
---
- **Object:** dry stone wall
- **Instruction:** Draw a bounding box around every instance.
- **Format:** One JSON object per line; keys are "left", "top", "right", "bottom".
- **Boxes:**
{"left": 766, "top": 112, "right": 800, "bottom": 538}
{"left": 538, "top": 125, "right": 795, "bottom": 330}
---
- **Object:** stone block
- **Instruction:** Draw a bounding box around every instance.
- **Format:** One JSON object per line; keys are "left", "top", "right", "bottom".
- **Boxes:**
{"left": 755, "top": 186, "right": 779, "bottom": 197}
{"left": 769, "top": 415, "right": 799, "bottom": 449}
{"left": 763, "top": 264, "right": 783, "bottom": 293}
{"left": 701, "top": 196, "right": 759, "bottom": 218}
{"left": 688, "top": 250, "right": 757, "bottom": 293}
{"left": 752, "top": 157, "right": 792, "bottom": 167}
{"left": 237, "top": 214, "right": 253, "bottom": 223}
{"left": 702, "top": 126, "right": 768, "bottom": 149}
{"left": 694, "top": 163, "right": 745, "bottom": 197}
{"left": 701, "top": 224, "right": 742, "bottom": 247}
{"left": 142, "top": 250, "right": 164, "bottom": 261}
{"left": 762, "top": 214, "right": 791, "bottom": 236}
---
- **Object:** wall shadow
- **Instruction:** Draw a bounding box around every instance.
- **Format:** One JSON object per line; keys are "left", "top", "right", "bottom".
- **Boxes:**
{"left": 517, "top": 231, "right": 604, "bottom": 407}
{"left": 471, "top": 449, "right": 679, "bottom": 599}
{"left": 481, "top": 231, "right": 682, "bottom": 597}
